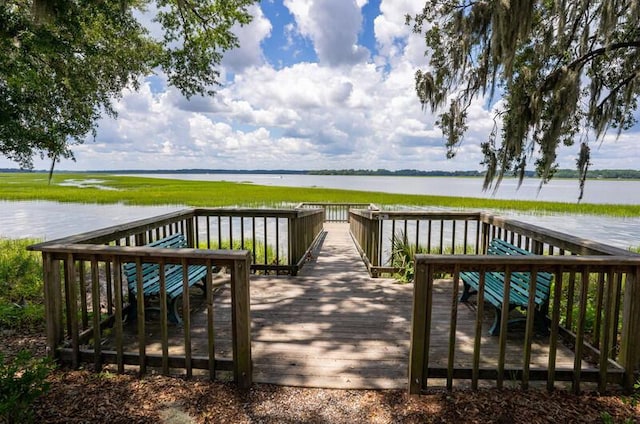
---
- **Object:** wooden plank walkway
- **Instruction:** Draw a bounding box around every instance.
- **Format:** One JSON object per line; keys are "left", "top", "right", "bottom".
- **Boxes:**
{"left": 111, "top": 222, "right": 588, "bottom": 389}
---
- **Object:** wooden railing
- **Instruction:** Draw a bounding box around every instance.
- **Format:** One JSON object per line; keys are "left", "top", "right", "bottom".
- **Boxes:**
{"left": 297, "top": 202, "right": 377, "bottom": 222}
{"left": 41, "top": 207, "right": 324, "bottom": 276}
{"left": 28, "top": 207, "right": 324, "bottom": 385}
{"left": 349, "top": 209, "right": 481, "bottom": 277}
{"left": 191, "top": 208, "right": 324, "bottom": 275}
{"left": 349, "top": 208, "right": 640, "bottom": 392}
{"left": 409, "top": 255, "right": 640, "bottom": 394}
{"left": 34, "top": 243, "right": 252, "bottom": 387}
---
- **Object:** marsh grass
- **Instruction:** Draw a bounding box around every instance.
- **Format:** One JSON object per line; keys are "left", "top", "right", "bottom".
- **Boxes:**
{"left": 2, "top": 173, "right": 640, "bottom": 216}
{"left": 389, "top": 231, "right": 475, "bottom": 282}
{"left": 0, "top": 239, "right": 44, "bottom": 329}
{"left": 199, "top": 239, "right": 281, "bottom": 266}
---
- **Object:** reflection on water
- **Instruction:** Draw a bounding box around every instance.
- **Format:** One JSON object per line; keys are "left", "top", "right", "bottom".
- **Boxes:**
{"left": 0, "top": 200, "right": 638, "bottom": 250}
{"left": 0, "top": 201, "right": 182, "bottom": 241}
{"left": 125, "top": 173, "right": 640, "bottom": 205}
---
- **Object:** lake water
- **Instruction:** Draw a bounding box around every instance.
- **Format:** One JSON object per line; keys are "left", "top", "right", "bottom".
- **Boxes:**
{"left": 126, "top": 173, "right": 640, "bottom": 205}
{"left": 1, "top": 174, "right": 639, "bottom": 249}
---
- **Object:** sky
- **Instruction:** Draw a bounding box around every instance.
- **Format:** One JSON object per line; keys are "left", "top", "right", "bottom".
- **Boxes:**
{"left": 4, "top": 0, "right": 639, "bottom": 172}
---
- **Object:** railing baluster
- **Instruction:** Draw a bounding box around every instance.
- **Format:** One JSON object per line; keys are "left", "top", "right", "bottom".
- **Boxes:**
{"left": 547, "top": 267, "right": 563, "bottom": 391}
{"left": 90, "top": 258, "right": 102, "bottom": 371}
{"left": 522, "top": 267, "right": 539, "bottom": 390}
{"left": 447, "top": 265, "right": 460, "bottom": 391}
{"left": 182, "top": 258, "right": 192, "bottom": 378}
{"left": 206, "top": 260, "right": 216, "bottom": 379}
{"left": 472, "top": 268, "right": 486, "bottom": 390}
{"left": 135, "top": 258, "right": 146, "bottom": 375}
{"left": 593, "top": 272, "right": 605, "bottom": 349}
{"left": 497, "top": 266, "right": 512, "bottom": 389}
{"left": 599, "top": 269, "right": 615, "bottom": 392}
{"left": 66, "top": 254, "right": 80, "bottom": 369}
{"left": 573, "top": 267, "right": 590, "bottom": 393}
{"left": 159, "top": 260, "right": 169, "bottom": 375}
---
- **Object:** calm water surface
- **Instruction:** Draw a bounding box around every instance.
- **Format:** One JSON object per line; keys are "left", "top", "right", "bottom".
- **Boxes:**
{"left": 1, "top": 174, "right": 639, "bottom": 248}
{"left": 127, "top": 173, "right": 640, "bottom": 205}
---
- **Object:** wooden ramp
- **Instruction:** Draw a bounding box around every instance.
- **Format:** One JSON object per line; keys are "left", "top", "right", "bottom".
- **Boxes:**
{"left": 249, "top": 222, "right": 413, "bottom": 389}
{"left": 113, "top": 223, "right": 587, "bottom": 389}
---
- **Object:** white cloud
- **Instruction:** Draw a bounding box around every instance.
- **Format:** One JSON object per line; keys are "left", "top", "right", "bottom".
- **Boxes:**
{"left": 222, "top": 4, "right": 272, "bottom": 72}
{"left": 2, "top": 1, "right": 638, "bottom": 175}
{"left": 284, "top": 0, "right": 369, "bottom": 66}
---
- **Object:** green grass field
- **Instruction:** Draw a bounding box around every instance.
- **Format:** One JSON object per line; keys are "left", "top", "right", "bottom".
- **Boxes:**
{"left": 1, "top": 172, "right": 639, "bottom": 216}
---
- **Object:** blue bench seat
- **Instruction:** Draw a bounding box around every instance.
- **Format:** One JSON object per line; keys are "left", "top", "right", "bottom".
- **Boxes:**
{"left": 460, "top": 238, "right": 553, "bottom": 335}
{"left": 124, "top": 233, "right": 208, "bottom": 324}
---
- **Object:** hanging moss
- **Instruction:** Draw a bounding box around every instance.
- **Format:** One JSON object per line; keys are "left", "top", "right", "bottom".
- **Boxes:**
{"left": 408, "top": 0, "right": 640, "bottom": 200}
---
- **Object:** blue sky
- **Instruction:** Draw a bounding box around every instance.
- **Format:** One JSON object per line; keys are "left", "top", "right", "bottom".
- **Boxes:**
{"left": 3, "top": 0, "right": 639, "bottom": 172}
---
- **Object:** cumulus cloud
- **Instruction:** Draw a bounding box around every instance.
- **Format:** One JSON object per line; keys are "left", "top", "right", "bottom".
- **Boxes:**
{"left": 284, "top": 0, "right": 369, "bottom": 66}
{"left": 3, "top": 1, "right": 635, "bottom": 174}
{"left": 222, "top": 4, "right": 272, "bottom": 72}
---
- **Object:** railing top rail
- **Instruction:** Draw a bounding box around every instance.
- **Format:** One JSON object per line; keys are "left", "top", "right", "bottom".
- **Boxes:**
{"left": 28, "top": 208, "right": 197, "bottom": 250}
{"left": 297, "top": 202, "right": 374, "bottom": 206}
{"left": 415, "top": 253, "right": 640, "bottom": 268}
{"left": 193, "top": 207, "right": 320, "bottom": 218}
{"left": 28, "top": 206, "right": 326, "bottom": 251}
{"left": 31, "top": 243, "right": 251, "bottom": 265}
{"left": 349, "top": 209, "right": 483, "bottom": 220}
{"left": 480, "top": 212, "right": 639, "bottom": 257}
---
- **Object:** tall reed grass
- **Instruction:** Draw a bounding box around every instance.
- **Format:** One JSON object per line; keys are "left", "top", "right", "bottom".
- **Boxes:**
{"left": 2, "top": 173, "right": 639, "bottom": 216}
{"left": 0, "top": 239, "right": 44, "bottom": 329}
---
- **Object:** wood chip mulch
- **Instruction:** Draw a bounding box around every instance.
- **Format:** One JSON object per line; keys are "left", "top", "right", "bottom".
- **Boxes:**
{"left": 2, "top": 328, "right": 639, "bottom": 423}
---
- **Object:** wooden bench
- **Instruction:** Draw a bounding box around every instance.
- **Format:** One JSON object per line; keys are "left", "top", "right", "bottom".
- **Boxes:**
{"left": 124, "top": 233, "right": 208, "bottom": 324}
{"left": 460, "top": 238, "right": 553, "bottom": 336}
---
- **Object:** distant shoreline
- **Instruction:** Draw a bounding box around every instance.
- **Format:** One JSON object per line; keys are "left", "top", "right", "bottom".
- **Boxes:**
{"left": 3, "top": 168, "right": 640, "bottom": 179}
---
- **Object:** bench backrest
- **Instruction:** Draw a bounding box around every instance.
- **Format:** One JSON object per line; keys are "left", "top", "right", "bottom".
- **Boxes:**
{"left": 488, "top": 238, "right": 553, "bottom": 306}
{"left": 123, "top": 233, "right": 188, "bottom": 287}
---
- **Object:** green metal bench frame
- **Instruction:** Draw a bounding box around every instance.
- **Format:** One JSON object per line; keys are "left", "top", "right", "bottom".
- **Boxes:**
{"left": 460, "top": 238, "right": 553, "bottom": 335}
{"left": 124, "top": 233, "right": 208, "bottom": 324}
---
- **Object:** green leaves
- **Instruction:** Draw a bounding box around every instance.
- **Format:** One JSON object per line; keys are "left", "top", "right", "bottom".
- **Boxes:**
{"left": 409, "top": 1, "right": 640, "bottom": 200}
{"left": 0, "top": 0, "right": 256, "bottom": 169}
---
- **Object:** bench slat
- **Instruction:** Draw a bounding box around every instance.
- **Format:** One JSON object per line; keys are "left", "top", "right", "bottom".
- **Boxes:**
{"left": 460, "top": 238, "right": 552, "bottom": 335}
{"left": 123, "top": 233, "right": 210, "bottom": 324}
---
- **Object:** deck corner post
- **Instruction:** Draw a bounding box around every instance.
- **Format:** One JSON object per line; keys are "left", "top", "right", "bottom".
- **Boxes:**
{"left": 289, "top": 215, "right": 299, "bottom": 268}
{"left": 231, "top": 253, "right": 252, "bottom": 389}
{"left": 620, "top": 266, "right": 640, "bottom": 390}
{"left": 43, "top": 253, "right": 63, "bottom": 359}
{"left": 409, "top": 257, "right": 431, "bottom": 395}
{"left": 370, "top": 214, "right": 380, "bottom": 268}
{"left": 186, "top": 217, "right": 196, "bottom": 248}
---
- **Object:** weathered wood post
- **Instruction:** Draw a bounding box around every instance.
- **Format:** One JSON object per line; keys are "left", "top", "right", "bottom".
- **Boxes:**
{"left": 186, "top": 215, "right": 196, "bottom": 247}
{"left": 408, "top": 257, "right": 432, "bottom": 394}
{"left": 43, "top": 253, "right": 63, "bottom": 359}
{"left": 370, "top": 212, "right": 380, "bottom": 272}
{"left": 289, "top": 214, "right": 299, "bottom": 275}
{"left": 231, "top": 252, "right": 252, "bottom": 388}
{"left": 620, "top": 265, "right": 640, "bottom": 390}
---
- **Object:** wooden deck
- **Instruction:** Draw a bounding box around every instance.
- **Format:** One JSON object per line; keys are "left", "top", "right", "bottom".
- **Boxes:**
{"left": 110, "top": 222, "right": 588, "bottom": 389}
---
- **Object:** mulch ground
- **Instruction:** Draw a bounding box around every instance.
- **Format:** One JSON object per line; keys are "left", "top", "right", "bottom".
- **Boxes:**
{"left": 2, "top": 327, "right": 639, "bottom": 423}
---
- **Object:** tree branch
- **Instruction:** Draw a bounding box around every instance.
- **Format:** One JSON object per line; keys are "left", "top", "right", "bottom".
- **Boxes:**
{"left": 597, "top": 70, "right": 640, "bottom": 110}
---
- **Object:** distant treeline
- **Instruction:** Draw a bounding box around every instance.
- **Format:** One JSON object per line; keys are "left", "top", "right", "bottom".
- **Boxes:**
{"left": 309, "top": 169, "right": 640, "bottom": 179}
{"left": 307, "top": 169, "right": 485, "bottom": 177}
{"left": 3, "top": 168, "right": 640, "bottom": 179}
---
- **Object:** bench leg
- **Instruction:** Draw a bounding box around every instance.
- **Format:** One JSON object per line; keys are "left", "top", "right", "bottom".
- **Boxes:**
{"left": 127, "top": 291, "right": 137, "bottom": 322}
{"left": 460, "top": 281, "right": 477, "bottom": 302}
{"left": 488, "top": 305, "right": 502, "bottom": 336}
{"left": 534, "top": 309, "right": 550, "bottom": 335}
{"left": 168, "top": 297, "right": 182, "bottom": 325}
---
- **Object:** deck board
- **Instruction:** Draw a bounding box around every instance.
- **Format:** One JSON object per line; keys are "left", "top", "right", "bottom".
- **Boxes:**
{"left": 108, "top": 222, "right": 589, "bottom": 389}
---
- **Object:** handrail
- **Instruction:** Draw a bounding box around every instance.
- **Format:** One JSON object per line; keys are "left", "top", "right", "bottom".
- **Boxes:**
{"left": 36, "top": 245, "right": 252, "bottom": 387}
{"left": 409, "top": 253, "right": 640, "bottom": 393}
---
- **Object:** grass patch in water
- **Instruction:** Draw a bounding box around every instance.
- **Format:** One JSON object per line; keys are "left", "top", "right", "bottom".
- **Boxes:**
{"left": 1, "top": 173, "right": 639, "bottom": 217}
